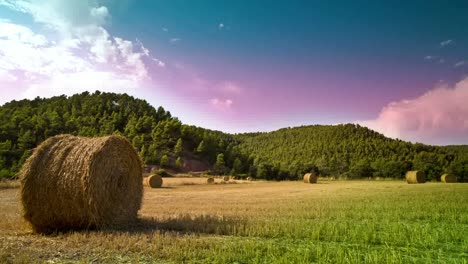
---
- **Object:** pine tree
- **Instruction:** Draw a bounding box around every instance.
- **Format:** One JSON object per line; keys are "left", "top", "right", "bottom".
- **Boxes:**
{"left": 175, "top": 157, "right": 183, "bottom": 169}
{"left": 214, "top": 153, "right": 226, "bottom": 175}
{"left": 231, "top": 158, "right": 243, "bottom": 176}
{"left": 160, "top": 154, "right": 169, "bottom": 168}
{"left": 197, "top": 140, "right": 205, "bottom": 154}
{"left": 174, "top": 138, "right": 183, "bottom": 155}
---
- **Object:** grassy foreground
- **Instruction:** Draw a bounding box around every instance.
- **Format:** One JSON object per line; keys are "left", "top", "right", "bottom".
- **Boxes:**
{"left": 0, "top": 180, "right": 467, "bottom": 263}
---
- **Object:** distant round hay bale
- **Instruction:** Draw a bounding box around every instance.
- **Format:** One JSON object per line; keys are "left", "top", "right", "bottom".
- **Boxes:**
{"left": 441, "top": 174, "right": 457, "bottom": 183}
{"left": 246, "top": 177, "right": 253, "bottom": 181}
{"left": 223, "top": 176, "right": 230, "bottom": 181}
{"left": 19, "top": 134, "right": 143, "bottom": 233}
{"left": 145, "top": 174, "right": 163, "bottom": 188}
{"left": 405, "top": 171, "right": 426, "bottom": 184}
{"left": 207, "top": 177, "right": 215, "bottom": 184}
{"left": 303, "top": 173, "right": 318, "bottom": 184}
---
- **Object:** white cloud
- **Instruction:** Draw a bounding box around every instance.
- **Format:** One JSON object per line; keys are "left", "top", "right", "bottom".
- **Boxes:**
{"left": 0, "top": 69, "right": 17, "bottom": 82}
{"left": 210, "top": 98, "right": 233, "bottom": 111}
{"left": 22, "top": 71, "right": 140, "bottom": 99}
{"left": 218, "top": 23, "right": 225, "bottom": 29}
{"left": 169, "top": 38, "right": 181, "bottom": 44}
{"left": 0, "top": 21, "right": 92, "bottom": 78}
{"left": 135, "top": 38, "right": 165, "bottom": 67}
{"left": 424, "top": 55, "right": 444, "bottom": 64}
{"left": 219, "top": 81, "right": 242, "bottom": 94}
{"left": 424, "top": 55, "right": 440, "bottom": 61}
{"left": 90, "top": 6, "right": 109, "bottom": 25}
{"left": 440, "top": 39, "right": 454, "bottom": 47}
{"left": 360, "top": 78, "right": 468, "bottom": 145}
{"left": 78, "top": 26, "right": 118, "bottom": 63}
{"left": 0, "top": 0, "right": 164, "bottom": 104}
{"left": 0, "top": 22, "right": 48, "bottom": 46}
{"left": 455, "top": 61, "right": 466, "bottom": 68}
{"left": 0, "top": 0, "right": 109, "bottom": 32}
{"left": 152, "top": 58, "right": 166, "bottom": 67}
{"left": 114, "top": 37, "right": 147, "bottom": 77}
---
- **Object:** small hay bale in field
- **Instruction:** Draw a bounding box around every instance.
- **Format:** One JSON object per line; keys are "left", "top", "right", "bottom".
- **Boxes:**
{"left": 207, "top": 177, "right": 215, "bottom": 184}
{"left": 20, "top": 134, "right": 143, "bottom": 233}
{"left": 223, "top": 176, "right": 230, "bottom": 181}
{"left": 144, "top": 174, "right": 163, "bottom": 188}
{"left": 303, "top": 173, "right": 318, "bottom": 184}
{"left": 405, "top": 171, "right": 426, "bottom": 184}
{"left": 441, "top": 174, "right": 457, "bottom": 183}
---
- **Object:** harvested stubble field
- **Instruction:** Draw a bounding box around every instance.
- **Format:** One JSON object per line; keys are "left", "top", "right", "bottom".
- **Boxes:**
{"left": 0, "top": 180, "right": 467, "bottom": 263}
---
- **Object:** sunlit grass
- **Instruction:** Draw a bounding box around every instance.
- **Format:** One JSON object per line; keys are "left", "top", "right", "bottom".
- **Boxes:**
{"left": 0, "top": 180, "right": 467, "bottom": 263}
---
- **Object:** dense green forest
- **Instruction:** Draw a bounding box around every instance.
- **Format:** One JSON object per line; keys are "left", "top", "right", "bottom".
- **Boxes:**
{"left": 0, "top": 91, "right": 238, "bottom": 179}
{"left": 235, "top": 126, "right": 468, "bottom": 181}
{"left": 0, "top": 92, "right": 467, "bottom": 182}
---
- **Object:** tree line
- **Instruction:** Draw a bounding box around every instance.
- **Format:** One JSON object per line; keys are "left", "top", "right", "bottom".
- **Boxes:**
{"left": 0, "top": 92, "right": 467, "bottom": 182}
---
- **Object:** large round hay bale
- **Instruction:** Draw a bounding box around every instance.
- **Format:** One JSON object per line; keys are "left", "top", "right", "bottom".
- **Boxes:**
{"left": 20, "top": 134, "right": 143, "bottom": 233}
{"left": 441, "top": 174, "right": 457, "bottom": 183}
{"left": 145, "top": 175, "right": 163, "bottom": 188}
{"left": 223, "top": 176, "right": 230, "bottom": 181}
{"left": 303, "top": 173, "right": 318, "bottom": 184}
{"left": 405, "top": 171, "right": 426, "bottom": 184}
{"left": 206, "top": 177, "right": 215, "bottom": 184}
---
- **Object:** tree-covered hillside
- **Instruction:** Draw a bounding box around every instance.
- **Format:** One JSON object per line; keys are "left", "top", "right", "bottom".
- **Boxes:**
{"left": 233, "top": 125, "right": 468, "bottom": 181}
{"left": 0, "top": 91, "right": 467, "bottom": 182}
{"left": 0, "top": 92, "right": 239, "bottom": 179}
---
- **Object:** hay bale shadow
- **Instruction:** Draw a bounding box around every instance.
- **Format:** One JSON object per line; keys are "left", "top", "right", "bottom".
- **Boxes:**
{"left": 107, "top": 215, "right": 245, "bottom": 236}
{"left": 145, "top": 186, "right": 175, "bottom": 189}
{"left": 38, "top": 215, "right": 244, "bottom": 236}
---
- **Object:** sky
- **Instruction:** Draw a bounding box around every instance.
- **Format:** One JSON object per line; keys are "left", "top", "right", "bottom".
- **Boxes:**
{"left": 0, "top": 0, "right": 467, "bottom": 145}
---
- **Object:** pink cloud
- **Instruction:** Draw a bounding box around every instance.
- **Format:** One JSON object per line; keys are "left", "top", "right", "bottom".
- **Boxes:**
{"left": 210, "top": 98, "right": 233, "bottom": 111}
{"left": 219, "top": 81, "right": 242, "bottom": 94}
{"left": 360, "top": 78, "right": 468, "bottom": 145}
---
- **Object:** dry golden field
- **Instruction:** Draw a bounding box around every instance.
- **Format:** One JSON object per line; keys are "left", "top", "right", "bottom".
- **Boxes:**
{"left": 0, "top": 179, "right": 467, "bottom": 263}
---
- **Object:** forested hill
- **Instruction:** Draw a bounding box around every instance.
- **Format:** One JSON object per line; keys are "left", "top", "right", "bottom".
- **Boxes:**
{"left": 234, "top": 125, "right": 467, "bottom": 181}
{"left": 0, "top": 91, "right": 237, "bottom": 179}
{"left": 0, "top": 91, "right": 467, "bottom": 181}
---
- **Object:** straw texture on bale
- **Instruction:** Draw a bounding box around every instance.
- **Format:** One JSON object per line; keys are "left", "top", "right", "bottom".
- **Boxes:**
{"left": 441, "top": 174, "right": 457, "bottom": 183}
{"left": 20, "top": 134, "right": 143, "bottom": 233}
{"left": 405, "top": 171, "right": 426, "bottom": 184}
{"left": 145, "top": 175, "right": 163, "bottom": 188}
{"left": 303, "top": 173, "right": 318, "bottom": 184}
{"left": 223, "top": 176, "right": 230, "bottom": 181}
{"left": 206, "top": 177, "right": 215, "bottom": 184}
